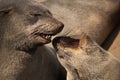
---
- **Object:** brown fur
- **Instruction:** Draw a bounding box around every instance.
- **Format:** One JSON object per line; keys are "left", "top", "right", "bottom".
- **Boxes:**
{"left": 0, "top": 0, "right": 66, "bottom": 80}
{"left": 42, "top": 0, "right": 120, "bottom": 45}
{"left": 53, "top": 33, "right": 120, "bottom": 80}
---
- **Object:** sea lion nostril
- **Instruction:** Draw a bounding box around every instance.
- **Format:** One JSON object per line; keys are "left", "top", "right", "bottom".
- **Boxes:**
{"left": 57, "top": 23, "right": 64, "bottom": 33}
{"left": 60, "top": 23, "right": 64, "bottom": 29}
{"left": 52, "top": 22, "right": 64, "bottom": 35}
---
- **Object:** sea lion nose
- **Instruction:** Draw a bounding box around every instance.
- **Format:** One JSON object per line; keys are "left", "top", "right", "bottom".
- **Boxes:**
{"left": 51, "top": 22, "right": 64, "bottom": 35}
{"left": 58, "top": 22, "right": 64, "bottom": 33}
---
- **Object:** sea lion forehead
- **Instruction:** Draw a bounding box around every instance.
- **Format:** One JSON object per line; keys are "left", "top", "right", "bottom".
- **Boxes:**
{"left": 0, "top": 0, "right": 37, "bottom": 8}
{"left": 0, "top": 0, "right": 26, "bottom": 5}
{"left": 0, "top": 0, "right": 28, "bottom": 10}
{"left": 0, "top": 0, "right": 51, "bottom": 18}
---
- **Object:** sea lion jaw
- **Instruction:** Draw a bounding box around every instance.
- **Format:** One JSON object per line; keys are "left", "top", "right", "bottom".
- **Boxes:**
{"left": 18, "top": 17, "right": 63, "bottom": 46}
{"left": 27, "top": 17, "right": 64, "bottom": 44}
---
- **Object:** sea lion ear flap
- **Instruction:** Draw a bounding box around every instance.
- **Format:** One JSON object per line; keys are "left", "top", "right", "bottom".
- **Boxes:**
{"left": 79, "top": 32, "right": 87, "bottom": 47}
{"left": 0, "top": 7, "right": 12, "bottom": 16}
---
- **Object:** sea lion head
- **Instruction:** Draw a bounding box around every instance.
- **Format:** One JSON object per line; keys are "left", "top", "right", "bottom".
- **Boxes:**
{"left": 52, "top": 33, "right": 108, "bottom": 69}
{"left": 0, "top": 0, "right": 64, "bottom": 52}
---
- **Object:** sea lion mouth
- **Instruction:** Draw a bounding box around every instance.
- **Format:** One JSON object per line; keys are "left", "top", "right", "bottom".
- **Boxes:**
{"left": 30, "top": 23, "right": 64, "bottom": 43}
{"left": 52, "top": 36, "right": 80, "bottom": 50}
{"left": 34, "top": 33, "right": 54, "bottom": 43}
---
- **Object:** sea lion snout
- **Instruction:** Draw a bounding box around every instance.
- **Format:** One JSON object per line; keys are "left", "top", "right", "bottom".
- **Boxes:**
{"left": 52, "top": 32, "right": 88, "bottom": 50}
{"left": 52, "top": 36, "right": 80, "bottom": 51}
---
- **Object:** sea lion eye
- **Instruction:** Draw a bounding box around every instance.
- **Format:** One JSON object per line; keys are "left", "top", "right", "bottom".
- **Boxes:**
{"left": 0, "top": 7, "right": 12, "bottom": 16}
{"left": 31, "top": 13, "right": 42, "bottom": 17}
{"left": 46, "top": 10, "right": 52, "bottom": 16}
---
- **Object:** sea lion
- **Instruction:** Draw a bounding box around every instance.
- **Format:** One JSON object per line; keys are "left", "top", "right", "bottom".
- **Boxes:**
{"left": 0, "top": 0, "right": 66, "bottom": 80}
{"left": 52, "top": 33, "right": 120, "bottom": 80}
{"left": 42, "top": 0, "right": 120, "bottom": 45}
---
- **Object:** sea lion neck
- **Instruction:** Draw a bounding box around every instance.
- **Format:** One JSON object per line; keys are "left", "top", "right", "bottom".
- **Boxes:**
{"left": 0, "top": 31, "right": 37, "bottom": 54}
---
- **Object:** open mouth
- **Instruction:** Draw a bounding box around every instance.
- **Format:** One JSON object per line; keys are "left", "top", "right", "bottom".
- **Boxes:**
{"left": 34, "top": 33, "right": 54, "bottom": 43}
{"left": 52, "top": 36, "right": 80, "bottom": 50}
{"left": 32, "top": 23, "right": 64, "bottom": 43}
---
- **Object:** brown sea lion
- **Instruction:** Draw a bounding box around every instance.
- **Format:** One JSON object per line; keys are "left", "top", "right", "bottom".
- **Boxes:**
{"left": 52, "top": 33, "right": 120, "bottom": 80}
{"left": 0, "top": 0, "right": 66, "bottom": 80}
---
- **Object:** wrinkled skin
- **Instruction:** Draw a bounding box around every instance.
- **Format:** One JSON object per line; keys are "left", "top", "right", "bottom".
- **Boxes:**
{"left": 0, "top": 0, "right": 66, "bottom": 80}
{"left": 52, "top": 33, "right": 120, "bottom": 80}
{"left": 42, "top": 0, "right": 120, "bottom": 45}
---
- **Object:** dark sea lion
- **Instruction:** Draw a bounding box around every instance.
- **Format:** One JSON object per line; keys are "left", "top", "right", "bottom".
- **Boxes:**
{"left": 0, "top": 0, "right": 66, "bottom": 80}
{"left": 52, "top": 33, "right": 120, "bottom": 80}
